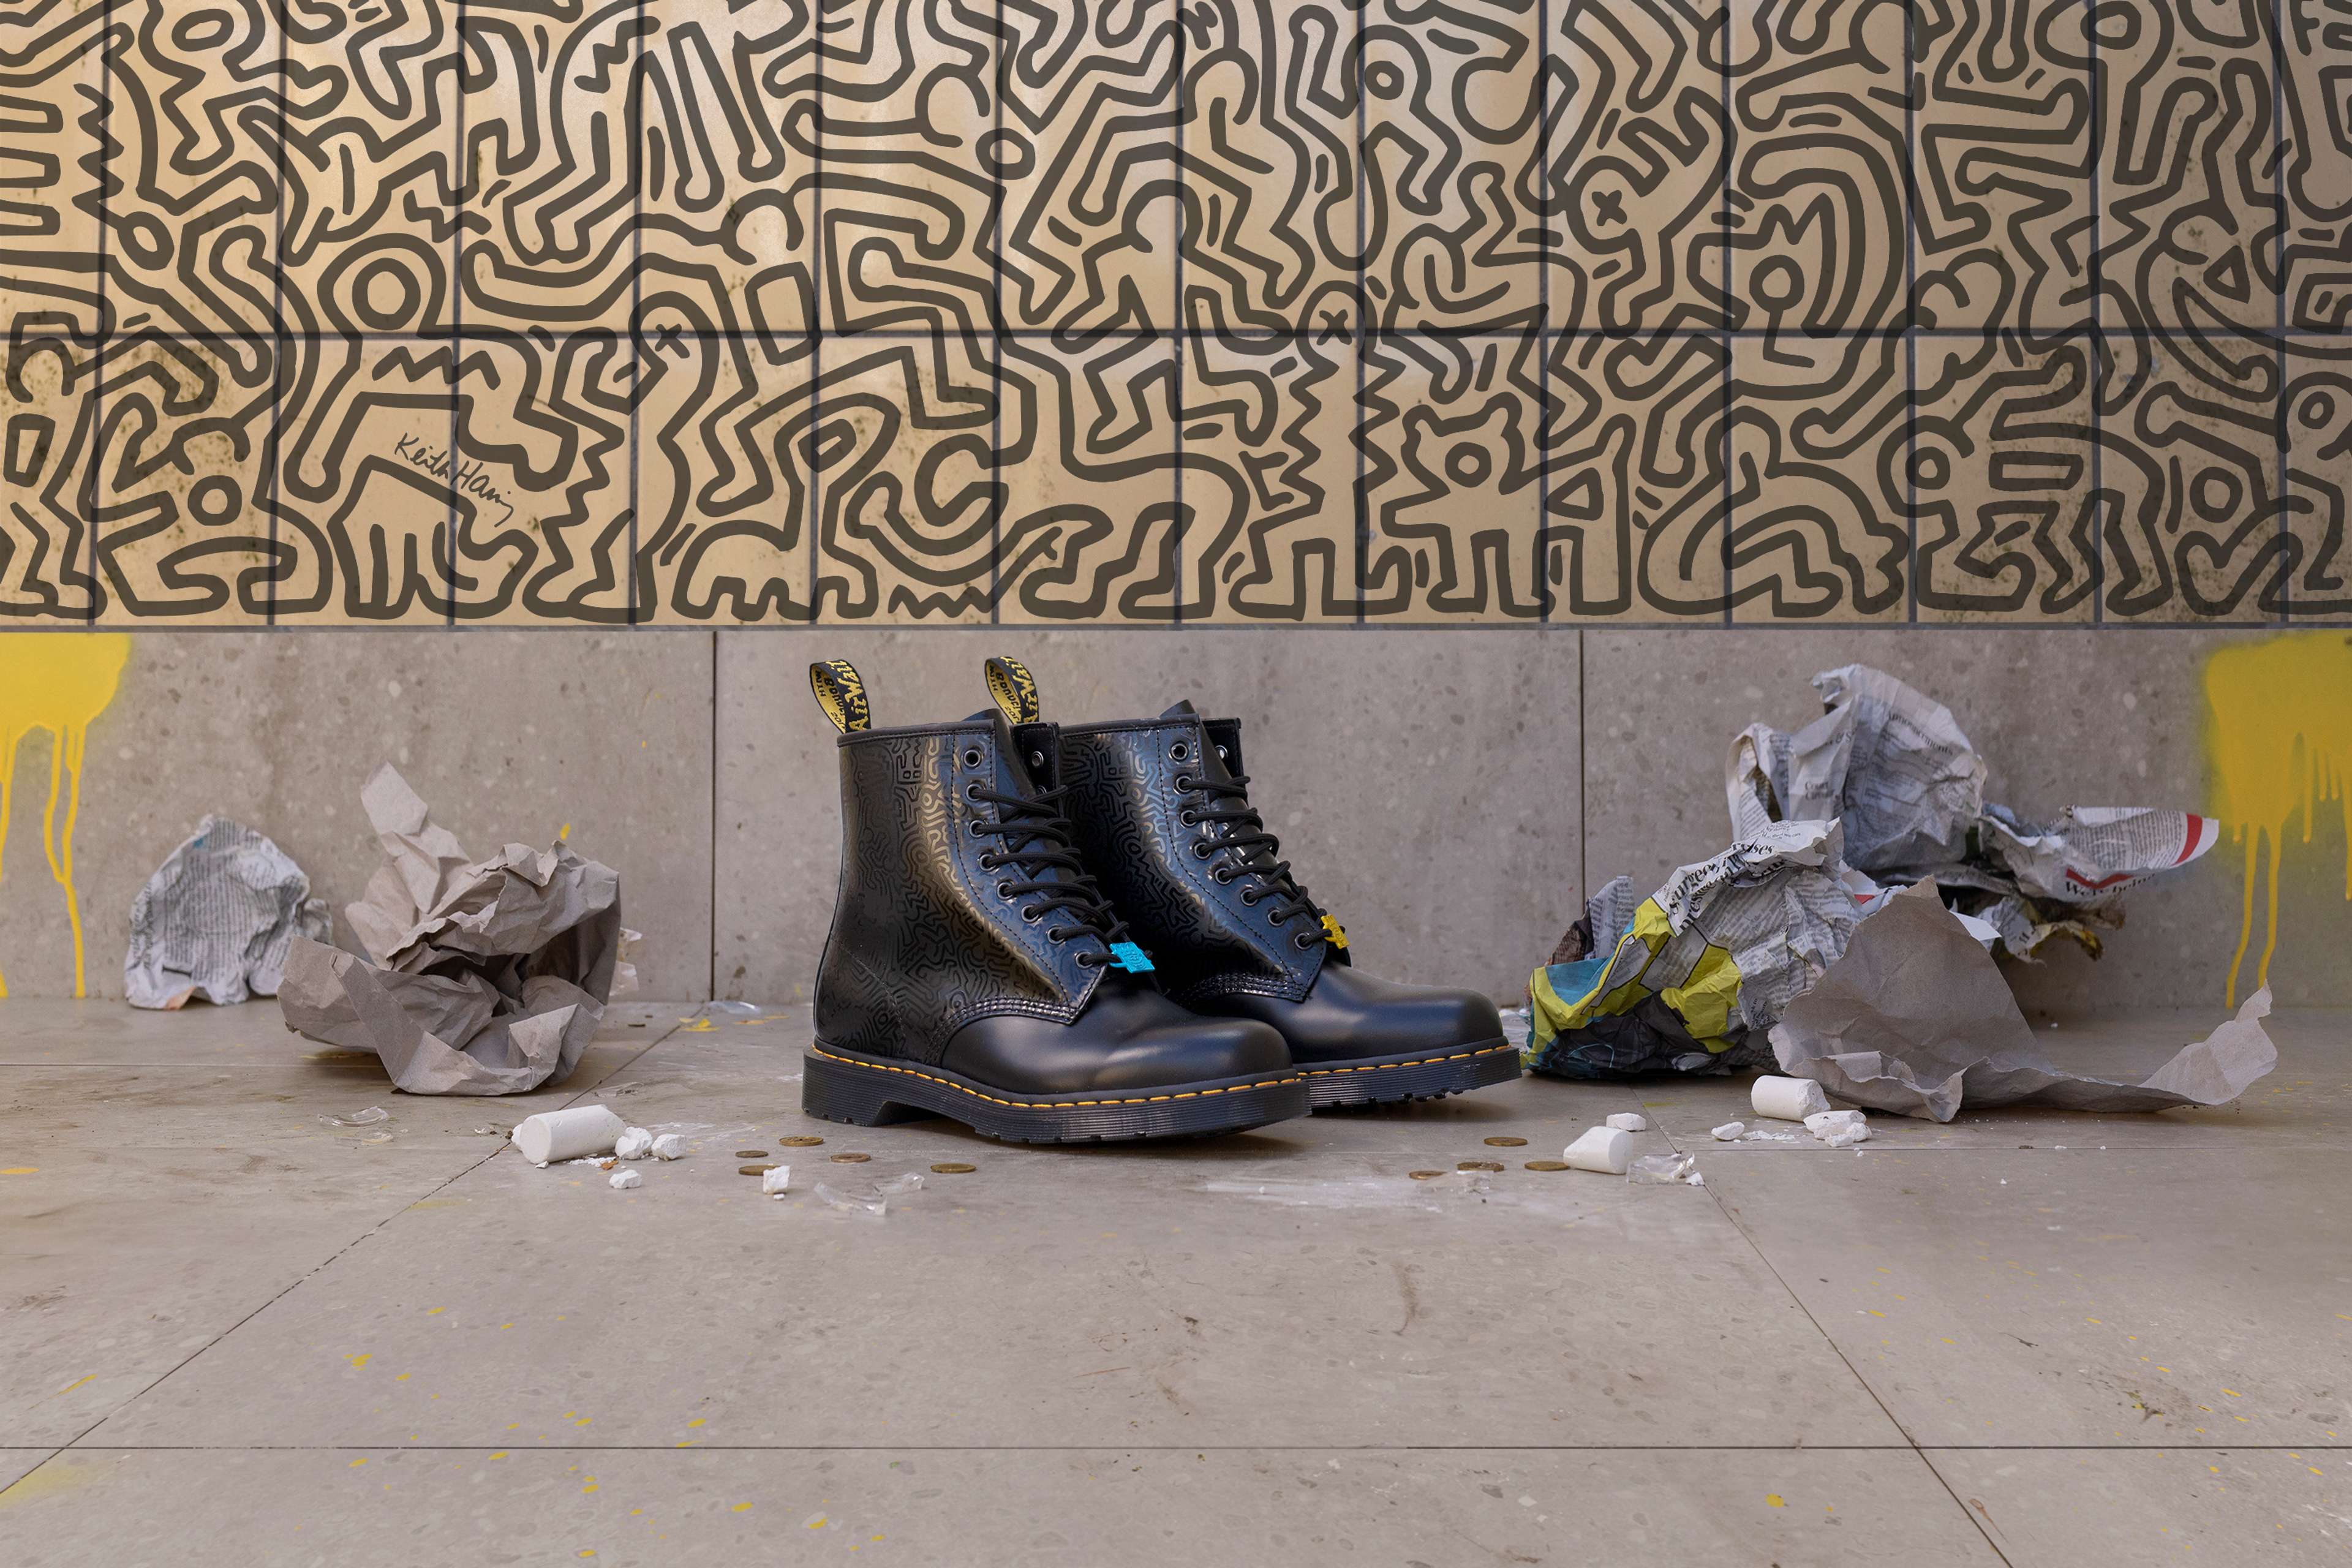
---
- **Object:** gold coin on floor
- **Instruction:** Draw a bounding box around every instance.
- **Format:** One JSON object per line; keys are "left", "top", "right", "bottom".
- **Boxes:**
{"left": 930, "top": 1162, "right": 976, "bottom": 1175}
{"left": 738, "top": 1164, "right": 776, "bottom": 1176}
{"left": 1524, "top": 1160, "right": 1570, "bottom": 1172}
{"left": 1458, "top": 1160, "right": 1505, "bottom": 1172}
{"left": 1483, "top": 1136, "right": 1528, "bottom": 1147}
{"left": 779, "top": 1136, "right": 824, "bottom": 1147}
{"left": 734, "top": 1149, "right": 767, "bottom": 1158}
{"left": 830, "top": 1152, "right": 871, "bottom": 1163}
{"left": 1407, "top": 1170, "right": 1446, "bottom": 1180}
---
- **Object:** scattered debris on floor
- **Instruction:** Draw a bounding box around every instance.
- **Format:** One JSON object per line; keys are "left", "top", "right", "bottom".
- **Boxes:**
{"left": 277, "top": 764, "right": 635, "bottom": 1096}
{"left": 930, "top": 1162, "right": 975, "bottom": 1174}
{"left": 650, "top": 1133, "right": 685, "bottom": 1160}
{"left": 1710, "top": 1121, "right": 1745, "bottom": 1140}
{"left": 1563, "top": 1126, "right": 1632, "bottom": 1174}
{"left": 609, "top": 1168, "right": 642, "bottom": 1191}
{"left": 1804, "top": 1109, "right": 1871, "bottom": 1147}
{"left": 1605, "top": 1112, "right": 1647, "bottom": 1132}
{"left": 512, "top": 1104, "right": 625, "bottom": 1166}
{"left": 1752, "top": 1075, "right": 1830, "bottom": 1122}
{"left": 1483, "top": 1136, "right": 1528, "bottom": 1147}
{"left": 1526, "top": 665, "right": 2222, "bottom": 1082}
{"left": 614, "top": 1126, "right": 654, "bottom": 1160}
{"left": 815, "top": 1182, "right": 888, "bottom": 1216}
{"left": 1629, "top": 1152, "right": 1701, "bottom": 1186}
{"left": 1771, "top": 882, "right": 2279, "bottom": 1120}
{"left": 318, "top": 1106, "right": 390, "bottom": 1128}
{"left": 124, "top": 816, "right": 330, "bottom": 1009}
{"left": 763, "top": 1167, "right": 793, "bottom": 1197}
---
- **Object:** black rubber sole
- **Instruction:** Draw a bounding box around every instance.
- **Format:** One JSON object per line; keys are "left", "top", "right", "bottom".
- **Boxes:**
{"left": 802, "top": 1045, "right": 1312, "bottom": 1144}
{"left": 1299, "top": 1037, "right": 1523, "bottom": 1109}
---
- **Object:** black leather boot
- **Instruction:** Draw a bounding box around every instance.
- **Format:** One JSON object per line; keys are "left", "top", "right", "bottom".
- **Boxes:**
{"left": 802, "top": 660, "right": 1306, "bottom": 1143}
{"left": 988, "top": 659, "right": 1520, "bottom": 1109}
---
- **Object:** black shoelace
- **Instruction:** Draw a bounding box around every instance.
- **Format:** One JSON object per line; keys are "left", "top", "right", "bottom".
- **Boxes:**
{"left": 1177, "top": 770, "right": 1323, "bottom": 947}
{"left": 970, "top": 786, "right": 1131, "bottom": 967}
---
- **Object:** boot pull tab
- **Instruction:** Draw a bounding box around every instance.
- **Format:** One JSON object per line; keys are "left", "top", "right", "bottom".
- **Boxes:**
{"left": 983, "top": 656, "right": 1040, "bottom": 725}
{"left": 809, "top": 660, "right": 872, "bottom": 734}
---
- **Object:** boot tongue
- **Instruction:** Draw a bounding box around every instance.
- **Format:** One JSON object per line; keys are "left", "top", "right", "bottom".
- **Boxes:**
{"left": 990, "top": 712, "right": 1042, "bottom": 795}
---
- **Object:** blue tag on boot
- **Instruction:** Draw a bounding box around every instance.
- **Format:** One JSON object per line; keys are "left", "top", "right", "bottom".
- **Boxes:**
{"left": 1108, "top": 941, "right": 1155, "bottom": 974}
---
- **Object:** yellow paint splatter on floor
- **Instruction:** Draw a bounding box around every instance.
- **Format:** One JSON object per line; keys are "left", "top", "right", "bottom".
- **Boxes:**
{"left": 2204, "top": 632, "right": 2352, "bottom": 1003}
{"left": 0, "top": 632, "right": 129, "bottom": 998}
{"left": 0, "top": 1462, "right": 99, "bottom": 1511}
{"left": 2, "top": 1167, "right": 37, "bottom": 1175}
{"left": 1765, "top": 1493, "right": 1785, "bottom": 1508}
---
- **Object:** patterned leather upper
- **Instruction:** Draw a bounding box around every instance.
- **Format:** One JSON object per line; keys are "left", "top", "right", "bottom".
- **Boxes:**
{"left": 1058, "top": 715, "right": 1326, "bottom": 1008}
{"left": 815, "top": 717, "right": 1103, "bottom": 1064}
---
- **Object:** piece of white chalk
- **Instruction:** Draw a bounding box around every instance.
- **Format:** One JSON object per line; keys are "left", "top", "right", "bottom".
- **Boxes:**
{"left": 1711, "top": 1121, "right": 1746, "bottom": 1140}
{"left": 650, "top": 1133, "right": 685, "bottom": 1161}
{"left": 1605, "top": 1112, "right": 1648, "bottom": 1132}
{"left": 762, "top": 1165, "right": 792, "bottom": 1197}
{"left": 512, "top": 1104, "right": 627, "bottom": 1166}
{"left": 608, "top": 1168, "right": 642, "bottom": 1190}
{"left": 1751, "top": 1074, "right": 1830, "bottom": 1123}
{"left": 615, "top": 1126, "right": 654, "bottom": 1160}
{"left": 1563, "top": 1126, "right": 1634, "bottom": 1175}
{"left": 1805, "top": 1109, "right": 1871, "bottom": 1148}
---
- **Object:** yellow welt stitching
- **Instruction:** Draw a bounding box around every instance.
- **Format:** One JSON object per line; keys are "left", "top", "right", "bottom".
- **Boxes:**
{"left": 1298, "top": 1042, "right": 1517, "bottom": 1077}
{"left": 810, "top": 1047, "right": 1302, "bottom": 1109}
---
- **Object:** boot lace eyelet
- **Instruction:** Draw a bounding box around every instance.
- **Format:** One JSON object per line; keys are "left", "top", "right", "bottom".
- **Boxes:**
{"left": 1212, "top": 867, "right": 1233, "bottom": 884}
{"left": 1240, "top": 889, "right": 1259, "bottom": 906}
{"left": 1267, "top": 909, "right": 1286, "bottom": 927}
{"left": 965, "top": 782, "right": 984, "bottom": 802}
{"left": 963, "top": 748, "right": 982, "bottom": 767}
{"left": 1046, "top": 927, "right": 1069, "bottom": 943}
{"left": 967, "top": 820, "right": 986, "bottom": 837}
{"left": 1293, "top": 932, "right": 1314, "bottom": 950}
{"left": 1170, "top": 741, "right": 1189, "bottom": 761}
{"left": 1030, "top": 750, "right": 1045, "bottom": 767}
{"left": 1178, "top": 809, "right": 1197, "bottom": 826}
{"left": 1174, "top": 773, "right": 1194, "bottom": 791}
{"left": 996, "top": 880, "right": 1012, "bottom": 897}
{"left": 1191, "top": 841, "right": 1212, "bottom": 860}
{"left": 1216, "top": 746, "right": 1228, "bottom": 761}
{"left": 1022, "top": 906, "right": 1041, "bottom": 922}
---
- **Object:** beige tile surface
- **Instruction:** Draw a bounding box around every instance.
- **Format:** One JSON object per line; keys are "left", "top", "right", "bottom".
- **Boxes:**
{"left": 636, "top": 0, "right": 817, "bottom": 339}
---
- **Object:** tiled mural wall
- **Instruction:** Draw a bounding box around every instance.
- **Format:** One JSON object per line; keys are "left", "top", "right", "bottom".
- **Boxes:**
{"left": 2, "top": 0, "right": 2348, "bottom": 627}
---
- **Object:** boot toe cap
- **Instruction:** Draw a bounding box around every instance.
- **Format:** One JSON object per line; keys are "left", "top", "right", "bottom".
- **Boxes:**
{"left": 1094, "top": 1016, "right": 1292, "bottom": 1090}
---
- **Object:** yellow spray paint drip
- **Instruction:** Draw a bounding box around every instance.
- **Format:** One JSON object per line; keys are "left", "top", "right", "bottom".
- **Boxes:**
{"left": 0, "top": 634, "right": 129, "bottom": 998}
{"left": 2204, "top": 633, "right": 2352, "bottom": 1004}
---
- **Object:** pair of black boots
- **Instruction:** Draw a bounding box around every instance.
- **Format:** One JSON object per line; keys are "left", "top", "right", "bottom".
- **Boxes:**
{"left": 801, "top": 657, "right": 1518, "bottom": 1143}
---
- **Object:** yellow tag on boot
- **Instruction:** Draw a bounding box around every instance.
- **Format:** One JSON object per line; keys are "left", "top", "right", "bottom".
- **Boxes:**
{"left": 984, "top": 655, "right": 1040, "bottom": 724}
{"left": 1320, "top": 914, "right": 1349, "bottom": 950}
{"left": 809, "top": 660, "right": 871, "bottom": 733}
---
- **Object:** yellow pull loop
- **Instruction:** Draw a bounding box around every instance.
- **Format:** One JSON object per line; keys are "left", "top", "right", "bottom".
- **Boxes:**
{"left": 984, "top": 656, "right": 1040, "bottom": 725}
{"left": 809, "top": 660, "right": 870, "bottom": 733}
{"left": 1319, "top": 914, "right": 1349, "bottom": 951}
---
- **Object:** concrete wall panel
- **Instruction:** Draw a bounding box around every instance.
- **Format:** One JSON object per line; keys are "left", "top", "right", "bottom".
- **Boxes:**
{"left": 0, "top": 632, "right": 715, "bottom": 1003}
{"left": 1583, "top": 630, "right": 2351, "bottom": 1012}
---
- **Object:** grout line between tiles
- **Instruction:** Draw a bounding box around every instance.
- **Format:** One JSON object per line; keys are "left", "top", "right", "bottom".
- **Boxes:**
{"left": 48, "top": 1016, "right": 694, "bottom": 1454}
{"left": 1689, "top": 1128, "right": 2016, "bottom": 1565}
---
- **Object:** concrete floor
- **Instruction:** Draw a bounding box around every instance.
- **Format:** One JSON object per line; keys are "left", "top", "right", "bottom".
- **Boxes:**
{"left": 1, "top": 1002, "right": 2346, "bottom": 1566}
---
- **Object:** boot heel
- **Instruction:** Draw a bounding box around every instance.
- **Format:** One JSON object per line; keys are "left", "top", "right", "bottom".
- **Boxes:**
{"left": 802, "top": 1050, "right": 936, "bottom": 1127}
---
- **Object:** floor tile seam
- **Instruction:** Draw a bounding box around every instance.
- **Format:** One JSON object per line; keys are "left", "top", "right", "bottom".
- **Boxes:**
{"left": 1692, "top": 1147, "right": 2021, "bottom": 1565}
{"left": 50, "top": 1031, "right": 685, "bottom": 1452}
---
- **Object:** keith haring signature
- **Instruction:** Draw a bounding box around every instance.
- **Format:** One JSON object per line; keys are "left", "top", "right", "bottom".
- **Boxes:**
{"left": 391, "top": 435, "right": 517, "bottom": 527}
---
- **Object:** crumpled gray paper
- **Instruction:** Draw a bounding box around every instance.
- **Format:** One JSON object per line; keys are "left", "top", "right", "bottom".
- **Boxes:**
{"left": 124, "top": 816, "right": 331, "bottom": 1009}
{"left": 1727, "top": 664, "right": 2219, "bottom": 959}
{"left": 278, "top": 765, "right": 624, "bottom": 1096}
{"left": 1770, "top": 881, "right": 2277, "bottom": 1121}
